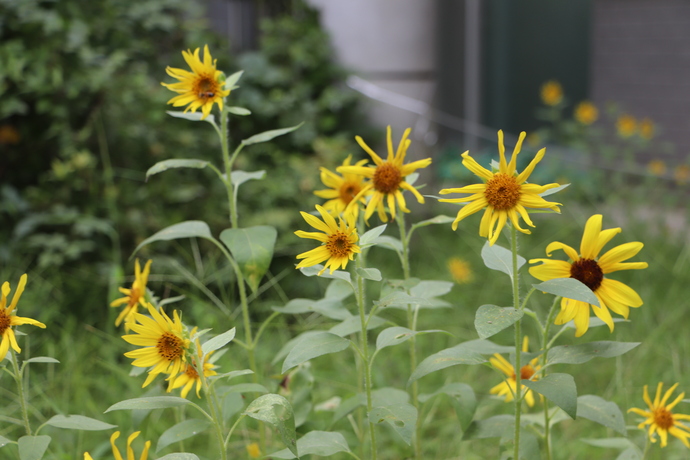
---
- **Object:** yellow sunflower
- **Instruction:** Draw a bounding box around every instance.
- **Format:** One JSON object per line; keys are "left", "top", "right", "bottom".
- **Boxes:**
{"left": 639, "top": 117, "right": 655, "bottom": 140}
{"left": 629, "top": 383, "right": 690, "bottom": 449}
{"left": 529, "top": 214, "right": 648, "bottom": 337}
{"left": 122, "top": 303, "right": 190, "bottom": 387}
{"left": 0, "top": 274, "right": 46, "bottom": 359}
{"left": 337, "top": 126, "right": 432, "bottom": 223}
{"left": 161, "top": 44, "right": 231, "bottom": 120}
{"left": 540, "top": 80, "right": 563, "bottom": 106}
{"left": 489, "top": 337, "right": 540, "bottom": 407}
{"left": 85, "top": 431, "right": 151, "bottom": 460}
{"left": 574, "top": 101, "right": 598, "bottom": 125}
{"left": 617, "top": 114, "right": 637, "bottom": 138}
{"left": 110, "top": 259, "right": 152, "bottom": 330}
{"left": 314, "top": 154, "right": 370, "bottom": 219}
{"left": 295, "top": 205, "right": 360, "bottom": 275}
{"left": 439, "top": 130, "right": 561, "bottom": 245}
{"left": 168, "top": 340, "right": 218, "bottom": 399}
{"left": 447, "top": 257, "right": 473, "bottom": 284}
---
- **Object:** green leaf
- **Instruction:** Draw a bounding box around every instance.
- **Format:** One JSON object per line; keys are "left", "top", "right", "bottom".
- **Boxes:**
{"left": 166, "top": 111, "right": 216, "bottom": 124}
{"left": 282, "top": 331, "right": 351, "bottom": 373}
{"left": 201, "top": 328, "right": 236, "bottom": 356}
{"left": 522, "top": 373, "right": 577, "bottom": 419}
{"left": 375, "top": 327, "right": 448, "bottom": 351}
{"left": 18, "top": 436, "right": 50, "bottom": 460}
{"left": 210, "top": 369, "right": 253, "bottom": 382}
{"left": 408, "top": 344, "right": 486, "bottom": 384}
{"left": 581, "top": 437, "right": 635, "bottom": 450}
{"left": 369, "top": 403, "right": 418, "bottom": 446}
{"left": 546, "top": 341, "right": 640, "bottom": 366}
{"left": 220, "top": 226, "right": 276, "bottom": 293}
{"left": 230, "top": 170, "right": 266, "bottom": 188}
{"left": 157, "top": 455, "right": 201, "bottom": 460}
{"left": 23, "top": 357, "right": 59, "bottom": 364}
{"left": 411, "top": 215, "right": 455, "bottom": 229}
{"left": 226, "top": 383, "right": 269, "bottom": 394}
{"left": 227, "top": 106, "right": 251, "bottom": 116}
{"left": 371, "top": 235, "right": 403, "bottom": 253}
{"left": 616, "top": 447, "right": 643, "bottom": 460}
{"left": 244, "top": 394, "right": 298, "bottom": 458}
{"left": 0, "top": 435, "right": 11, "bottom": 447}
{"left": 359, "top": 224, "right": 387, "bottom": 246}
{"left": 458, "top": 339, "right": 515, "bottom": 355}
{"left": 481, "top": 241, "right": 526, "bottom": 276}
{"left": 418, "top": 383, "right": 476, "bottom": 431}
{"left": 269, "top": 431, "right": 351, "bottom": 459}
{"left": 299, "top": 265, "right": 352, "bottom": 284}
{"left": 273, "top": 298, "right": 351, "bottom": 320}
{"left": 224, "top": 70, "right": 244, "bottom": 90}
{"left": 375, "top": 291, "right": 449, "bottom": 310}
{"left": 409, "top": 280, "right": 454, "bottom": 298}
{"left": 474, "top": 304, "right": 524, "bottom": 339}
{"left": 324, "top": 279, "right": 354, "bottom": 301}
{"left": 146, "top": 159, "right": 210, "bottom": 180}
{"left": 331, "top": 388, "right": 409, "bottom": 426}
{"left": 565, "top": 317, "right": 627, "bottom": 330}
{"left": 45, "top": 415, "right": 116, "bottom": 431}
{"left": 463, "top": 415, "right": 514, "bottom": 439}
{"left": 356, "top": 267, "right": 382, "bottom": 281}
{"left": 105, "top": 396, "right": 190, "bottom": 412}
{"left": 242, "top": 123, "right": 303, "bottom": 146}
{"left": 577, "top": 395, "right": 626, "bottom": 435}
{"left": 156, "top": 419, "right": 211, "bottom": 453}
{"left": 329, "top": 315, "right": 386, "bottom": 337}
{"left": 133, "top": 221, "right": 214, "bottom": 256}
{"left": 533, "top": 277, "right": 600, "bottom": 306}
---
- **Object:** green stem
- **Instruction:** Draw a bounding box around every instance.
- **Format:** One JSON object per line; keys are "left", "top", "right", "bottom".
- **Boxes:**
{"left": 11, "top": 352, "right": 32, "bottom": 436}
{"left": 199, "top": 367, "right": 227, "bottom": 460}
{"left": 641, "top": 432, "right": 650, "bottom": 460}
{"left": 510, "top": 226, "right": 522, "bottom": 460}
{"left": 220, "top": 107, "right": 238, "bottom": 228}
{"left": 540, "top": 296, "right": 560, "bottom": 460}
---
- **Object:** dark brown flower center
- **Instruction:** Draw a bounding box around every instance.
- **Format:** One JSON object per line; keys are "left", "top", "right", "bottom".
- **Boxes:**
{"left": 373, "top": 163, "right": 402, "bottom": 194}
{"left": 128, "top": 288, "right": 141, "bottom": 307}
{"left": 654, "top": 407, "right": 674, "bottom": 430}
{"left": 326, "top": 233, "right": 353, "bottom": 258}
{"left": 157, "top": 332, "right": 185, "bottom": 361}
{"left": 513, "top": 365, "right": 536, "bottom": 381}
{"left": 339, "top": 181, "right": 361, "bottom": 204}
{"left": 0, "top": 310, "right": 10, "bottom": 335}
{"left": 185, "top": 363, "right": 199, "bottom": 379}
{"left": 484, "top": 173, "right": 521, "bottom": 210}
{"left": 570, "top": 258, "right": 604, "bottom": 291}
{"left": 195, "top": 76, "right": 220, "bottom": 101}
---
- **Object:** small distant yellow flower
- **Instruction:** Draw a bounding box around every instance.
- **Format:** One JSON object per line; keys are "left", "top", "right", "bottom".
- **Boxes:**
{"left": 314, "top": 154, "right": 370, "bottom": 219}
{"left": 617, "top": 114, "right": 637, "bottom": 138}
{"left": 0, "top": 124, "right": 20, "bottom": 145}
{"left": 168, "top": 336, "right": 218, "bottom": 399}
{"left": 337, "top": 126, "right": 432, "bottom": 223}
{"left": 639, "top": 117, "right": 655, "bottom": 140}
{"left": 247, "top": 442, "right": 262, "bottom": 458}
{"left": 0, "top": 274, "right": 46, "bottom": 359}
{"left": 540, "top": 80, "right": 563, "bottom": 106}
{"left": 161, "top": 45, "right": 231, "bottom": 120}
{"left": 439, "top": 130, "right": 561, "bottom": 245}
{"left": 295, "top": 205, "right": 360, "bottom": 275}
{"left": 647, "top": 160, "right": 667, "bottom": 177}
{"left": 122, "top": 303, "right": 190, "bottom": 387}
{"left": 447, "top": 257, "right": 473, "bottom": 284}
{"left": 526, "top": 132, "right": 541, "bottom": 148}
{"left": 110, "top": 259, "right": 152, "bottom": 330}
{"left": 529, "top": 214, "right": 648, "bottom": 337}
{"left": 629, "top": 383, "right": 690, "bottom": 448}
{"left": 674, "top": 165, "right": 690, "bottom": 185}
{"left": 574, "top": 101, "right": 599, "bottom": 125}
{"left": 489, "top": 337, "right": 540, "bottom": 407}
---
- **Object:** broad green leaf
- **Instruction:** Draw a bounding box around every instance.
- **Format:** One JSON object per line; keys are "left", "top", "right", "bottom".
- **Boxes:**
{"left": 224, "top": 70, "right": 244, "bottom": 90}
{"left": 220, "top": 226, "right": 276, "bottom": 293}
{"left": 481, "top": 241, "right": 526, "bottom": 276}
{"left": 329, "top": 315, "right": 386, "bottom": 337}
{"left": 18, "top": 436, "right": 51, "bottom": 460}
{"left": 23, "top": 357, "right": 59, "bottom": 364}
{"left": 300, "top": 265, "right": 352, "bottom": 284}
{"left": 146, "top": 159, "right": 209, "bottom": 180}
{"left": 474, "top": 304, "right": 524, "bottom": 339}
{"left": 105, "top": 396, "right": 190, "bottom": 412}
{"left": 230, "top": 170, "right": 265, "bottom": 188}
{"left": 533, "top": 277, "right": 600, "bottom": 306}
{"left": 371, "top": 235, "right": 403, "bottom": 253}
{"left": 462, "top": 414, "right": 514, "bottom": 439}
{"left": 133, "top": 221, "right": 214, "bottom": 255}
{"left": 242, "top": 123, "right": 303, "bottom": 146}
{"left": 577, "top": 395, "right": 626, "bottom": 435}
{"left": 45, "top": 415, "right": 116, "bottom": 431}
{"left": 201, "top": 328, "right": 236, "bottom": 356}
{"left": 546, "top": 341, "right": 640, "bottom": 366}
{"left": 0, "top": 435, "right": 11, "bottom": 447}
{"left": 581, "top": 438, "right": 636, "bottom": 449}
{"left": 409, "top": 344, "right": 486, "bottom": 384}
{"left": 157, "top": 455, "right": 201, "bottom": 460}
{"left": 369, "top": 403, "right": 417, "bottom": 446}
{"left": 156, "top": 419, "right": 211, "bottom": 453}
{"left": 359, "top": 224, "right": 387, "bottom": 246}
{"left": 522, "top": 373, "right": 577, "bottom": 419}
{"left": 375, "top": 327, "right": 448, "bottom": 351}
{"left": 227, "top": 106, "right": 251, "bottom": 116}
{"left": 273, "top": 298, "right": 351, "bottom": 320}
{"left": 411, "top": 215, "right": 455, "bottom": 229}
{"left": 356, "top": 267, "right": 382, "bottom": 281}
{"left": 272, "top": 331, "right": 323, "bottom": 366}
{"left": 325, "top": 279, "right": 353, "bottom": 301}
{"left": 375, "top": 291, "right": 449, "bottom": 310}
{"left": 617, "top": 448, "right": 643, "bottom": 460}
{"left": 244, "top": 394, "right": 298, "bottom": 457}
{"left": 166, "top": 111, "right": 216, "bottom": 124}
{"left": 419, "top": 383, "right": 476, "bottom": 431}
{"left": 269, "top": 431, "right": 351, "bottom": 459}
{"left": 226, "top": 383, "right": 269, "bottom": 394}
{"left": 282, "top": 331, "right": 351, "bottom": 373}
{"left": 331, "top": 388, "right": 409, "bottom": 425}
{"left": 409, "top": 280, "right": 454, "bottom": 298}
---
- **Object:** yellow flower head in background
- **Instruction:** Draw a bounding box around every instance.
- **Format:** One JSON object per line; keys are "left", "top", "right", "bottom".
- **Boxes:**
{"left": 338, "top": 126, "right": 432, "bottom": 223}
{"left": 574, "top": 101, "right": 599, "bottom": 125}
{"left": 629, "top": 383, "right": 690, "bottom": 449}
{"left": 639, "top": 117, "right": 655, "bottom": 140}
{"left": 617, "top": 114, "right": 637, "bottom": 138}
{"left": 161, "top": 45, "right": 230, "bottom": 120}
{"left": 447, "top": 257, "right": 473, "bottom": 284}
{"left": 168, "top": 336, "right": 218, "bottom": 399}
{"left": 123, "top": 303, "right": 190, "bottom": 387}
{"left": 110, "top": 259, "right": 152, "bottom": 330}
{"left": 0, "top": 274, "right": 46, "bottom": 359}
{"left": 295, "top": 205, "right": 360, "bottom": 275}
{"left": 675, "top": 165, "right": 690, "bottom": 185}
{"left": 314, "top": 154, "right": 370, "bottom": 219}
{"left": 489, "top": 337, "right": 540, "bottom": 407}
{"left": 540, "top": 80, "right": 563, "bottom": 106}
{"left": 439, "top": 131, "right": 561, "bottom": 245}
{"left": 647, "top": 160, "right": 667, "bottom": 177}
{"left": 247, "top": 442, "right": 262, "bottom": 458}
{"left": 529, "top": 214, "right": 648, "bottom": 337}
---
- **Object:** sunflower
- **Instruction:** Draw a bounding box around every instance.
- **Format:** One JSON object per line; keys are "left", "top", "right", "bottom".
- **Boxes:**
{"left": 439, "top": 130, "right": 561, "bottom": 245}
{"left": 122, "top": 303, "right": 190, "bottom": 387}
{"left": 161, "top": 45, "right": 230, "bottom": 120}
{"left": 168, "top": 338, "right": 218, "bottom": 399}
{"left": 489, "top": 337, "right": 540, "bottom": 407}
{"left": 295, "top": 205, "right": 360, "bottom": 275}
{"left": 574, "top": 101, "right": 598, "bottom": 125}
{"left": 629, "top": 383, "right": 690, "bottom": 449}
{"left": 529, "top": 214, "right": 648, "bottom": 337}
{"left": 110, "top": 259, "right": 152, "bottom": 330}
{"left": 639, "top": 117, "right": 655, "bottom": 140}
{"left": 337, "top": 126, "right": 432, "bottom": 223}
{"left": 447, "top": 257, "right": 473, "bottom": 284}
{"left": 85, "top": 431, "right": 151, "bottom": 460}
{"left": 616, "top": 114, "right": 637, "bottom": 138}
{"left": 0, "top": 274, "right": 46, "bottom": 359}
{"left": 314, "top": 154, "right": 370, "bottom": 219}
{"left": 247, "top": 443, "right": 262, "bottom": 458}
{"left": 540, "top": 80, "right": 563, "bottom": 106}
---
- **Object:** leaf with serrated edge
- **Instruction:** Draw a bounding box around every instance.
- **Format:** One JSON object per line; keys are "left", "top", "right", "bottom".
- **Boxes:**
{"left": 577, "top": 395, "right": 626, "bottom": 435}
{"left": 533, "top": 277, "right": 600, "bottom": 306}
{"left": 408, "top": 344, "right": 486, "bottom": 384}
{"left": 268, "top": 431, "right": 351, "bottom": 459}
{"left": 105, "top": 396, "right": 190, "bottom": 412}
{"left": 45, "top": 415, "right": 116, "bottom": 431}
{"left": 156, "top": 419, "right": 211, "bottom": 453}
{"left": 474, "top": 304, "right": 524, "bottom": 339}
{"left": 201, "top": 328, "right": 236, "bottom": 356}
{"left": 282, "top": 332, "right": 350, "bottom": 373}
{"left": 369, "top": 403, "right": 417, "bottom": 445}
{"left": 133, "top": 221, "right": 213, "bottom": 256}
{"left": 522, "top": 373, "right": 577, "bottom": 419}
{"left": 546, "top": 341, "right": 640, "bottom": 366}
{"left": 244, "top": 394, "right": 298, "bottom": 457}
{"left": 481, "top": 241, "right": 526, "bottom": 276}
{"left": 146, "top": 159, "right": 209, "bottom": 180}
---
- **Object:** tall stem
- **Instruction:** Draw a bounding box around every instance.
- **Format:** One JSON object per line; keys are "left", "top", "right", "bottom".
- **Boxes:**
{"left": 540, "top": 296, "right": 560, "bottom": 460}
{"left": 510, "top": 227, "right": 522, "bottom": 460}
{"left": 220, "top": 107, "right": 238, "bottom": 228}
{"left": 199, "top": 361, "right": 227, "bottom": 460}
{"left": 11, "top": 351, "right": 32, "bottom": 436}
